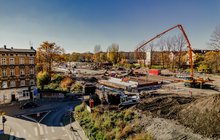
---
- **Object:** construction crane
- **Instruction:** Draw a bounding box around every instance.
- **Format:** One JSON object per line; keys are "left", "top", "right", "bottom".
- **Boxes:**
{"left": 135, "top": 24, "right": 213, "bottom": 88}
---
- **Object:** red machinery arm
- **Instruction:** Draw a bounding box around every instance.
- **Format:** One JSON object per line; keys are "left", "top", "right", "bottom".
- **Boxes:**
{"left": 135, "top": 24, "right": 194, "bottom": 78}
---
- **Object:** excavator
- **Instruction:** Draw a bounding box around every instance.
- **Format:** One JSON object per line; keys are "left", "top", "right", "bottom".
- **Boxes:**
{"left": 135, "top": 24, "right": 213, "bottom": 88}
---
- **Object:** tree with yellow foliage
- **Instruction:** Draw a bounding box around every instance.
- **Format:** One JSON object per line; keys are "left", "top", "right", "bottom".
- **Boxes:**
{"left": 37, "top": 41, "right": 64, "bottom": 73}
{"left": 204, "top": 51, "right": 220, "bottom": 73}
{"left": 107, "top": 43, "right": 123, "bottom": 64}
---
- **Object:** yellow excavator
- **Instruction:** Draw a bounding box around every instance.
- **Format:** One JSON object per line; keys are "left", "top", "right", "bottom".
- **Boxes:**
{"left": 135, "top": 24, "right": 213, "bottom": 88}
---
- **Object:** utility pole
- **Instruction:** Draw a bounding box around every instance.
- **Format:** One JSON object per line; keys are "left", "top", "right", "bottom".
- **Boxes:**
{"left": 69, "top": 111, "right": 72, "bottom": 129}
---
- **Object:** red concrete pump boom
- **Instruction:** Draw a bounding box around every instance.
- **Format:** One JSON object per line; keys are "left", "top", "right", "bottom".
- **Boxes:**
{"left": 135, "top": 24, "right": 194, "bottom": 78}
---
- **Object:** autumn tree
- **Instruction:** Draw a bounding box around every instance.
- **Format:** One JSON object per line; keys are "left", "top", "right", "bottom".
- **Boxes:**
{"left": 60, "top": 77, "right": 73, "bottom": 92}
{"left": 36, "top": 49, "right": 44, "bottom": 72}
{"left": 209, "top": 24, "right": 220, "bottom": 50}
{"left": 71, "top": 82, "right": 83, "bottom": 93}
{"left": 100, "top": 52, "right": 107, "bottom": 62}
{"left": 71, "top": 52, "right": 81, "bottom": 62}
{"left": 204, "top": 51, "right": 220, "bottom": 73}
{"left": 80, "top": 52, "right": 93, "bottom": 62}
{"left": 107, "top": 43, "right": 121, "bottom": 64}
{"left": 194, "top": 53, "right": 205, "bottom": 68}
{"left": 63, "top": 53, "right": 72, "bottom": 62}
{"left": 37, "top": 71, "right": 51, "bottom": 90}
{"left": 197, "top": 63, "right": 211, "bottom": 73}
{"left": 37, "top": 41, "right": 64, "bottom": 73}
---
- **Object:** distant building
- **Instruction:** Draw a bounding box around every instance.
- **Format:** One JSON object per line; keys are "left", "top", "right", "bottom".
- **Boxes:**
{"left": 121, "top": 52, "right": 136, "bottom": 63}
{"left": 146, "top": 49, "right": 216, "bottom": 66}
{"left": 145, "top": 51, "right": 151, "bottom": 65}
{"left": 0, "top": 45, "right": 36, "bottom": 104}
{"left": 121, "top": 52, "right": 146, "bottom": 64}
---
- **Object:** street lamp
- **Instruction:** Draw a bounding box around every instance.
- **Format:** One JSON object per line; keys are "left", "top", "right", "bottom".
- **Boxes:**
{"left": 1, "top": 112, "right": 7, "bottom": 133}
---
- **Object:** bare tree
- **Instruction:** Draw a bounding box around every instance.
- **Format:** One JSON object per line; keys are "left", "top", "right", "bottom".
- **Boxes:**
{"left": 209, "top": 24, "right": 220, "bottom": 50}
{"left": 94, "top": 45, "right": 102, "bottom": 53}
{"left": 163, "top": 34, "right": 186, "bottom": 70}
{"left": 170, "top": 36, "right": 177, "bottom": 69}
{"left": 158, "top": 38, "right": 165, "bottom": 68}
{"left": 164, "top": 37, "right": 172, "bottom": 68}
{"left": 149, "top": 43, "right": 154, "bottom": 68}
{"left": 93, "top": 45, "right": 102, "bottom": 62}
{"left": 176, "top": 34, "right": 186, "bottom": 69}
{"left": 139, "top": 47, "right": 146, "bottom": 66}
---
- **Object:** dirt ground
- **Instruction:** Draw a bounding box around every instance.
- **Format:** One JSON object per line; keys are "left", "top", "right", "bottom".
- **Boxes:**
{"left": 79, "top": 68, "right": 220, "bottom": 139}
{"left": 135, "top": 78, "right": 220, "bottom": 140}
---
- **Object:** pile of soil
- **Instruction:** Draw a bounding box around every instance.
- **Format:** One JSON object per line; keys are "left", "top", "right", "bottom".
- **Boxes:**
{"left": 179, "top": 94, "right": 220, "bottom": 138}
{"left": 136, "top": 92, "right": 195, "bottom": 119}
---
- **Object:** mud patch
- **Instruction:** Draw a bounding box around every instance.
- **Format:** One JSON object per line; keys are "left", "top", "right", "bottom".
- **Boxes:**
{"left": 136, "top": 92, "right": 195, "bottom": 119}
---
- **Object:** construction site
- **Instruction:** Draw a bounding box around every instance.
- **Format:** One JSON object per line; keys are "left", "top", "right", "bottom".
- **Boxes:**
{"left": 73, "top": 67, "right": 220, "bottom": 139}
{"left": 70, "top": 24, "right": 220, "bottom": 140}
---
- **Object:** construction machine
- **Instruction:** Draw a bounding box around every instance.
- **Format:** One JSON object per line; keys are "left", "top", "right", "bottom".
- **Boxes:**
{"left": 135, "top": 24, "right": 213, "bottom": 88}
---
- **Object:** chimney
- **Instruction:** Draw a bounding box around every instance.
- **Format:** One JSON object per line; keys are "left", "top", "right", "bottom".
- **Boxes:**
{"left": 30, "top": 46, "right": 33, "bottom": 50}
{"left": 11, "top": 47, "right": 13, "bottom": 49}
{"left": 4, "top": 45, "right": 6, "bottom": 49}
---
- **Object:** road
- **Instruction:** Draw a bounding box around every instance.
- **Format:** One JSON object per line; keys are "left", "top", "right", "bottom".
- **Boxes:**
{"left": 3, "top": 100, "right": 87, "bottom": 140}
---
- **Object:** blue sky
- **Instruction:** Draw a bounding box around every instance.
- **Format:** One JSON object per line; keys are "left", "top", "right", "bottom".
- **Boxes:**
{"left": 0, "top": 0, "right": 219, "bottom": 53}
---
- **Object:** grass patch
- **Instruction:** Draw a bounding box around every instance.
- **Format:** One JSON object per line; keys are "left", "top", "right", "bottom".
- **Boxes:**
{"left": 74, "top": 104, "right": 154, "bottom": 140}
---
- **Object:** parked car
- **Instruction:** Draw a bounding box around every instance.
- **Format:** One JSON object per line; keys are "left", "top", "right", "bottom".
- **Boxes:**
{"left": 20, "top": 101, "right": 39, "bottom": 109}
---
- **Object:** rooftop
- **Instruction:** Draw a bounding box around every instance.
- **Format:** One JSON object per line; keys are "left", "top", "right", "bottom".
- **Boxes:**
{"left": 0, "top": 45, "right": 36, "bottom": 53}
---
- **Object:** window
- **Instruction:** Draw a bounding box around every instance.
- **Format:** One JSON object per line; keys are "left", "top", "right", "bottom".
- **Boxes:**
{"left": 22, "top": 91, "right": 29, "bottom": 97}
{"left": 10, "top": 69, "right": 15, "bottom": 76}
{"left": 2, "top": 58, "right": 6, "bottom": 65}
{"left": 10, "top": 58, "right": 15, "bottom": 64}
{"left": 23, "top": 92, "right": 25, "bottom": 97}
{"left": 30, "top": 79, "right": 35, "bottom": 85}
{"left": 2, "top": 69, "right": 7, "bottom": 77}
{"left": 19, "top": 58, "right": 24, "bottom": 64}
{"left": 29, "top": 58, "right": 34, "bottom": 64}
{"left": 30, "top": 68, "right": 34, "bottom": 74}
{"left": 20, "top": 80, "right": 25, "bottom": 86}
{"left": 10, "top": 81, "right": 16, "bottom": 87}
{"left": 2, "top": 81, "right": 7, "bottom": 88}
{"left": 20, "top": 69, "right": 25, "bottom": 75}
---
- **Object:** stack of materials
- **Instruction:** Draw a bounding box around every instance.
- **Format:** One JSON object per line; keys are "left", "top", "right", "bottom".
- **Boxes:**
{"left": 99, "top": 77, "right": 158, "bottom": 91}
{"left": 99, "top": 77, "right": 138, "bottom": 91}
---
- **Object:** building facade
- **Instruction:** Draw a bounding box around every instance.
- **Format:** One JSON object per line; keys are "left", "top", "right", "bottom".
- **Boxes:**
{"left": 0, "top": 45, "right": 36, "bottom": 104}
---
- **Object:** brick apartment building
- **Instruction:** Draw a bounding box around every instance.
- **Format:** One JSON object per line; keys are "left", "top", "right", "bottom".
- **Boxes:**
{"left": 0, "top": 45, "right": 36, "bottom": 104}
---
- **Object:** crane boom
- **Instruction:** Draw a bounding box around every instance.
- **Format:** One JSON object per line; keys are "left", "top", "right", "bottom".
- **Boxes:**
{"left": 135, "top": 24, "right": 194, "bottom": 78}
